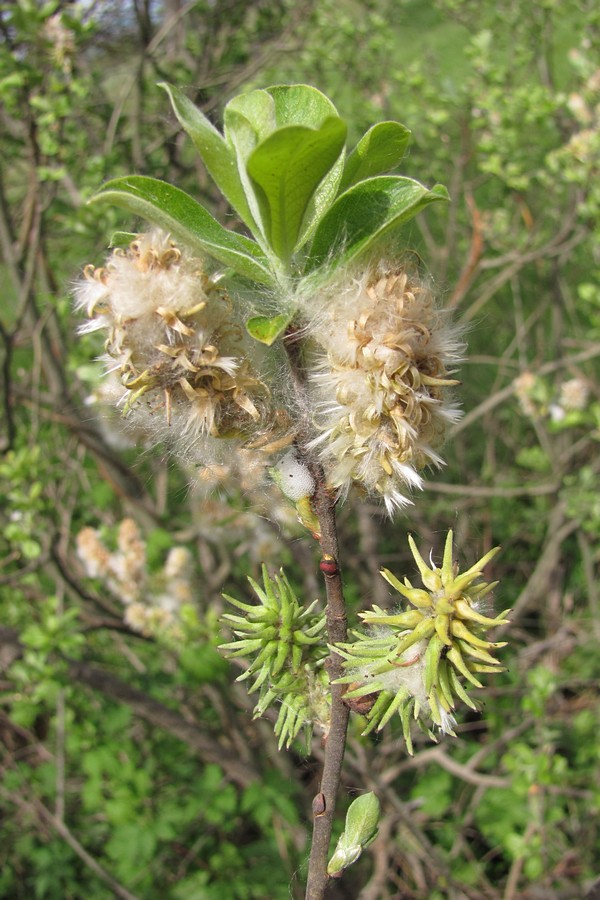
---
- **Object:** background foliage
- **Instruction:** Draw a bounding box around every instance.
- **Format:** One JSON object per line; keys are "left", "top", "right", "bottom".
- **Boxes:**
{"left": 1, "top": 0, "right": 599, "bottom": 897}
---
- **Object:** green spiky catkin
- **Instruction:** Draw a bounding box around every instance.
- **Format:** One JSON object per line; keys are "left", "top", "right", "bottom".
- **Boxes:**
{"left": 335, "top": 531, "right": 509, "bottom": 751}
{"left": 219, "top": 565, "right": 329, "bottom": 748}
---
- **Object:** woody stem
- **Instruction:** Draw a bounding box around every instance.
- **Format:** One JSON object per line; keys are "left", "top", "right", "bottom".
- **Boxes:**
{"left": 284, "top": 327, "right": 349, "bottom": 900}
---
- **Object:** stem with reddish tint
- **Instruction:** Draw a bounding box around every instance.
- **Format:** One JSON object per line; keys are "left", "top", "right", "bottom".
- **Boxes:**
{"left": 284, "top": 329, "right": 350, "bottom": 900}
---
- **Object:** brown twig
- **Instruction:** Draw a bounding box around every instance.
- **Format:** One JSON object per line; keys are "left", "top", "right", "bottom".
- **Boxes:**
{"left": 447, "top": 192, "right": 484, "bottom": 308}
{"left": 284, "top": 328, "right": 350, "bottom": 899}
{"left": 450, "top": 345, "right": 600, "bottom": 439}
{"left": 304, "top": 471, "right": 350, "bottom": 899}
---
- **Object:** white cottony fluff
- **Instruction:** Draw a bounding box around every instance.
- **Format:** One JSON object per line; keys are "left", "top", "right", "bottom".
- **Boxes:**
{"left": 73, "top": 230, "right": 274, "bottom": 456}
{"left": 305, "top": 262, "right": 463, "bottom": 515}
{"left": 274, "top": 451, "right": 316, "bottom": 502}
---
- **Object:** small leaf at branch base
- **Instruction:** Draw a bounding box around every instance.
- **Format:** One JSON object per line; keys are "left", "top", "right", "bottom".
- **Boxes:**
{"left": 109, "top": 231, "right": 138, "bottom": 248}
{"left": 246, "top": 314, "right": 292, "bottom": 346}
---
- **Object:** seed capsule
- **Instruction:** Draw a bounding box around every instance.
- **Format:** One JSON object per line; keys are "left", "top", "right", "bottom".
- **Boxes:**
{"left": 342, "top": 686, "right": 378, "bottom": 715}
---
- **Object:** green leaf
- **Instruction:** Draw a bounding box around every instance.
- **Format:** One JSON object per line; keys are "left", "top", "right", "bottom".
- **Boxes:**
{"left": 224, "top": 90, "right": 277, "bottom": 147}
{"left": 339, "top": 122, "right": 411, "bottom": 192}
{"left": 158, "top": 82, "right": 255, "bottom": 229}
{"left": 246, "top": 314, "right": 292, "bottom": 346}
{"left": 222, "top": 91, "right": 280, "bottom": 237}
{"left": 267, "top": 85, "right": 346, "bottom": 247}
{"left": 268, "top": 84, "right": 340, "bottom": 127}
{"left": 223, "top": 85, "right": 346, "bottom": 251}
{"left": 305, "top": 177, "right": 449, "bottom": 275}
{"left": 345, "top": 791, "right": 381, "bottom": 844}
{"left": 247, "top": 118, "right": 347, "bottom": 261}
{"left": 109, "top": 231, "right": 137, "bottom": 248}
{"left": 225, "top": 84, "right": 340, "bottom": 138}
{"left": 88, "top": 176, "right": 274, "bottom": 286}
{"left": 224, "top": 107, "right": 273, "bottom": 243}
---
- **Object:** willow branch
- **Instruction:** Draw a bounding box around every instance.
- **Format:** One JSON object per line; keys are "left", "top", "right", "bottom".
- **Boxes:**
{"left": 284, "top": 329, "right": 350, "bottom": 900}
{"left": 305, "top": 469, "right": 350, "bottom": 900}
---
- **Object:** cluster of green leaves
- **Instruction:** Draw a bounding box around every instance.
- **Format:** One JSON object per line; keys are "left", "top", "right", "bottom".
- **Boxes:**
{"left": 0, "top": 447, "right": 47, "bottom": 563}
{"left": 1, "top": 701, "right": 301, "bottom": 900}
{"left": 9, "top": 597, "right": 84, "bottom": 722}
{"left": 400, "top": 657, "right": 600, "bottom": 894}
{"left": 90, "top": 81, "right": 447, "bottom": 343}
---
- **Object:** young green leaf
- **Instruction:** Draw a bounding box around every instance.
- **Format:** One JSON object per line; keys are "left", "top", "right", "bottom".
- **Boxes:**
{"left": 223, "top": 107, "right": 272, "bottom": 246}
{"left": 267, "top": 84, "right": 340, "bottom": 128}
{"left": 225, "top": 84, "right": 340, "bottom": 137}
{"left": 305, "top": 176, "right": 449, "bottom": 276}
{"left": 327, "top": 792, "right": 381, "bottom": 876}
{"left": 223, "top": 86, "right": 347, "bottom": 252}
{"left": 247, "top": 118, "right": 347, "bottom": 262}
{"left": 344, "top": 791, "right": 381, "bottom": 842}
{"left": 246, "top": 314, "right": 292, "bottom": 346}
{"left": 88, "top": 175, "right": 274, "bottom": 285}
{"left": 158, "top": 82, "right": 255, "bottom": 230}
{"left": 339, "top": 121, "right": 411, "bottom": 192}
{"left": 224, "top": 89, "right": 277, "bottom": 147}
{"left": 267, "top": 85, "right": 346, "bottom": 247}
{"left": 108, "top": 231, "right": 138, "bottom": 248}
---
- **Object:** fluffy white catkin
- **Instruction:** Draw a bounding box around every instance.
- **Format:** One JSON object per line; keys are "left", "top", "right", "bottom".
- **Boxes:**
{"left": 304, "top": 261, "right": 463, "bottom": 515}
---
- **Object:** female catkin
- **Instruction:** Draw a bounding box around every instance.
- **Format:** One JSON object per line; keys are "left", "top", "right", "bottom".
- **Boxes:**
{"left": 74, "top": 230, "right": 272, "bottom": 462}
{"left": 305, "top": 261, "right": 463, "bottom": 515}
